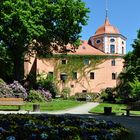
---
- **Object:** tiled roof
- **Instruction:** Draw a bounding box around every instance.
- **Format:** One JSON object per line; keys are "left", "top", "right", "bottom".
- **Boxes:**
{"left": 94, "top": 17, "right": 120, "bottom": 36}
{"left": 68, "top": 40, "right": 105, "bottom": 55}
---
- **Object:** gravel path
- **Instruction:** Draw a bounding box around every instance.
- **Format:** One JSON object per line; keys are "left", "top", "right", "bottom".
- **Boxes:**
{"left": 44, "top": 102, "right": 99, "bottom": 114}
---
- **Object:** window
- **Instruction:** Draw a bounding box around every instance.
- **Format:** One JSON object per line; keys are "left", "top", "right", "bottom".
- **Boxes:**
{"left": 122, "top": 47, "right": 124, "bottom": 54}
{"left": 112, "top": 73, "right": 116, "bottom": 80}
{"left": 82, "top": 90, "right": 87, "bottom": 93}
{"left": 72, "top": 72, "right": 77, "bottom": 80}
{"left": 71, "top": 84, "right": 74, "bottom": 88}
{"left": 122, "top": 41, "right": 124, "bottom": 44}
{"left": 61, "top": 59, "right": 67, "bottom": 64}
{"left": 110, "top": 45, "right": 115, "bottom": 54}
{"left": 83, "top": 59, "right": 90, "bottom": 65}
{"left": 60, "top": 73, "right": 67, "bottom": 82}
{"left": 96, "top": 39, "right": 101, "bottom": 44}
{"left": 90, "top": 72, "right": 94, "bottom": 79}
{"left": 110, "top": 38, "right": 115, "bottom": 42}
{"left": 111, "top": 60, "right": 115, "bottom": 66}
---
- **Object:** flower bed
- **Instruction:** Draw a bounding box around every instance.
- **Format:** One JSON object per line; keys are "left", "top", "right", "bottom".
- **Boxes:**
{"left": 0, "top": 114, "right": 131, "bottom": 140}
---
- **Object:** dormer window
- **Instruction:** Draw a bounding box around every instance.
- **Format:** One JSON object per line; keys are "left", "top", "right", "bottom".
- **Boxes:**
{"left": 82, "top": 46, "right": 86, "bottom": 49}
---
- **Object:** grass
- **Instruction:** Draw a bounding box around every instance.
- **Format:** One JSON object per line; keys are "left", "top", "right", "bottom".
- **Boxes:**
{"left": 0, "top": 99, "right": 85, "bottom": 112}
{"left": 90, "top": 103, "right": 140, "bottom": 115}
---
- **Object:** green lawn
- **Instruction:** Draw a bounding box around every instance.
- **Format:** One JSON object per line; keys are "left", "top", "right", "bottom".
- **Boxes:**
{"left": 90, "top": 103, "right": 140, "bottom": 115}
{"left": 0, "top": 99, "right": 85, "bottom": 112}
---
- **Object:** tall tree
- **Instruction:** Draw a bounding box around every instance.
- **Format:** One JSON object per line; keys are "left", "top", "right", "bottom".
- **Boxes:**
{"left": 0, "top": 0, "right": 89, "bottom": 81}
{"left": 116, "top": 30, "right": 140, "bottom": 100}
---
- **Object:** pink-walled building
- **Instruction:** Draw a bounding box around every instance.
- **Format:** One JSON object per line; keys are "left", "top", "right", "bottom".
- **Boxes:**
{"left": 24, "top": 15, "right": 126, "bottom": 95}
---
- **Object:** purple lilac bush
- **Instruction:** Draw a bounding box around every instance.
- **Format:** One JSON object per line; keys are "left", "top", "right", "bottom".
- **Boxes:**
{"left": 0, "top": 115, "right": 131, "bottom": 140}
{"left": 0, "top": 79, "right": 14, "bottom": 97}
{"left": 38, "top": 89, "right": 52, "bottom": 101}
{"left": 8, "top": 81, "right": 28, "bottom": 99}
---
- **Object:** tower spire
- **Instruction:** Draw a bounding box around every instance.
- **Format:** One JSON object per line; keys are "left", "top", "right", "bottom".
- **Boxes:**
{"left": 105, "top": 0, "right": 108, "bottom": 18}
{"left": 105, "top": 0, "right": 110, "bottom": 25}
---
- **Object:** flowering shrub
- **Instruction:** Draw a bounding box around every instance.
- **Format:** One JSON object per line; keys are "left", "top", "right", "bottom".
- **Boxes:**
{"left": 0, "top": 114, "right": 131, "bottom": 140}
{"left": 0, "top": 79, "right": 14, "bottom": 97}
{"left": 8, "top": 81, "right": 28, "bottom": 99}
{"left": 27, "top": 90, "right": 44, "bottom": 102}
{"left": 38, "top": 89, "right": 52, "bottom": 101}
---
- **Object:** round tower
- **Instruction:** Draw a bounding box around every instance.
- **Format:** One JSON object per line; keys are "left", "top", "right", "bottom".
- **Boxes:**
{"left": 88, "top": 6, "right": 127, "bottom": 55}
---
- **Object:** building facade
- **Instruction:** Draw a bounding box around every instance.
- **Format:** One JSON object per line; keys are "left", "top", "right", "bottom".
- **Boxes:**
{"left": 24, "top": 16, "right": 126, "bottom": 95}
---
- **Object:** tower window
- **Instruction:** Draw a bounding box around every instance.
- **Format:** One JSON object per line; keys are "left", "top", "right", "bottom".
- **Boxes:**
{"left": 112, "top": 73, "right": 116, "bottom": 80}
{"left": 90, "top": 72, "right": 94, "bottom": 79}
{"left": 122, "top": 41, "right": 124, "bottom": 44}
{"left": 96, "top": 39, "right": 101, "bottom": 44}
{"left": 110, "top": 38, "right": 115, "bottom": 42}
{"left": 111, "top": 60, "right": 115, "bottom": 66}
{"left": 122, "top": 47, "right": 124, "bottom": 54}
{"left": 110, "top": 45, "right": 115, "bottom": 54}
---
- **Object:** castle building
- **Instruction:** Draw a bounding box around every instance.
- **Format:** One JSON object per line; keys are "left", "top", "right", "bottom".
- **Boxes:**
{"left": 24, "top": 13, "right": 126, "bottom": 95}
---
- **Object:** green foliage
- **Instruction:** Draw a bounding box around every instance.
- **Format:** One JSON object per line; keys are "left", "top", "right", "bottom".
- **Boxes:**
{"left": 43, "top": 54, "right": 120, "bottom": 86}
{"left": 0, "top": 78, "right": 5, "bottom": 84}
{"left": 75, "top": 92, "right": 99, "bottom": 101}
{"left": 129, "top": 78, "right": 140, "bottom": 101}
{"left": 61, "top": 87, "right": 71, "bottom": 99}
{"left": 27, "top": 90, "right": 44, "bottom": 102}
{"left": 0, "top": 42, "right": 13, "bottom": 81}
{"left": 101, "top": 88, "right": 116, "bottom": 103}
{"left": 116, "top": 30, "right": 140, "bottom": 102}
{"left": 37, "top": 73, "right": 59, "bottom": 98}
{"left": 0, "top": 0, "right": 89, "bottom": 81}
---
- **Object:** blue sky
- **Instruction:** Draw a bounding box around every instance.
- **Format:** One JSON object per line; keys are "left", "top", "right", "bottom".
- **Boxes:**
{"left": 80, "top": 0, "right": 140, "bottom": 52}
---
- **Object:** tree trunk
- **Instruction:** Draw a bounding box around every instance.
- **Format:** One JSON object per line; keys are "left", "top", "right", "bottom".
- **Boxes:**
{"left": 13, "top": 57, "right": 24, "bottom": 81}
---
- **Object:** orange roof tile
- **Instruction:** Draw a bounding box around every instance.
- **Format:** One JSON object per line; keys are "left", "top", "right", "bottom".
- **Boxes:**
{"left": 94, "top": 17, "right": 120, "bottom": 36}
{"left": 68, "top": 40, "right": 105, "bottom": 55}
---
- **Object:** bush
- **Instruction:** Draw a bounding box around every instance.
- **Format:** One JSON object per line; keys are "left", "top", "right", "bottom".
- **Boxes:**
{"left": 27, "top": 90, "right": 44, "bottom": 102}
{"left": 8, "top": 81, "right": 28, "bottom": 99}
{"left": 0, "top": 78, "right": 14, "bottom": 97}
{"left": 101, "top": 88, "right": 116, "bottom": 103}
{"left": 74, "top": 92, "right": 99, "bottom": 101}
{"left": 38, "top": 89, "right": 52, "bottom": 101}
{"left": 0, "top": 114, "right": 131, "bottom": 140}
{"left": 37, "top": 73, "right": 59, "bottom": 98}
{"left": 128, "top": 78, "right": 140, "bottom": 101}
{"left": 61, "top": 87, "right": 71, "bottom": 99}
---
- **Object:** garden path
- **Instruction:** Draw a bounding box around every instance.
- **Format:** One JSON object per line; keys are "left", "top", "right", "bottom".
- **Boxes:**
{"left": 45, "top": 102, "right": 99, "bottom": 114}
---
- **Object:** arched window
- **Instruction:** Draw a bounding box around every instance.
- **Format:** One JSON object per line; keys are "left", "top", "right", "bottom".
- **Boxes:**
{"left": 110, "top": 45, "right": 115, "bottom": 54}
